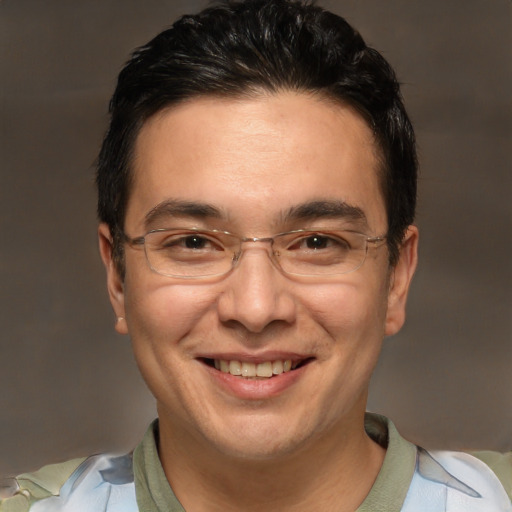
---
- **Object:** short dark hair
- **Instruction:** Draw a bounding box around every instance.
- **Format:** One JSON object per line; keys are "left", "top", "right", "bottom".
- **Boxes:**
{"left": 97, "top": 0, "right": 417, "bottom": 272}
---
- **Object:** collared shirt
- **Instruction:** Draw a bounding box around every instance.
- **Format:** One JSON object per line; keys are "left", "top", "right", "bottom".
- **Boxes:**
{"left": 2, "top": 414, "right": 511, "bottom": 511}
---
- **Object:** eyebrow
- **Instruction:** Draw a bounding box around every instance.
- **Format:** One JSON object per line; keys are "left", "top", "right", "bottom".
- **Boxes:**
{"left": 282, "top": 200, "right": 368, "bottom": 226}
{"left": 143, "top": 199, "right": 225, "bottom": 229}
{"left": 142, "top": 198, "right": 367, "bottom": 230}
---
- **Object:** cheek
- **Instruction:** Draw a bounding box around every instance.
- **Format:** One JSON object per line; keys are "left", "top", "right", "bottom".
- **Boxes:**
{"left": 122, "top": 276, "right": 220, "bottom": 401}
{"left": 123, "top": 269, "right": 219, "bottom": 351}
{"left": 302, "top": 278, "right": 389, "bottom": 340}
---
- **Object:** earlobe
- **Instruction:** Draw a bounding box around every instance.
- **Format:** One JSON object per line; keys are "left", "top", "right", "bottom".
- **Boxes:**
{"left": 98, "top": 223, "right": 128, "bottom": 335}
{"left": 385, "top": 225, "right": 419, "bottom": 336}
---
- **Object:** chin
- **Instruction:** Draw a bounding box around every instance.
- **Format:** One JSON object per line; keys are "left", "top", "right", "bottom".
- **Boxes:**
{"left": 201, "top": 414, "right": 318, "bottom": 462}
{"left": 213, "top": 436, "right": 302, "bottom": 462}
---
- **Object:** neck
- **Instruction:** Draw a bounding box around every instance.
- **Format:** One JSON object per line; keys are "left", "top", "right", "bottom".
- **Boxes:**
{"left": 158, "top": 413, "right": 385, "bottom": 512}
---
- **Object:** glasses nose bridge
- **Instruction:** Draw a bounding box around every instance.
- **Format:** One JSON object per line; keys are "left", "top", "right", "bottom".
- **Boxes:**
{"left": 241, "top": 235, "right": 275, "bottom": 244}
{"left": 232, "top": 235, "right": 278, "bottom": 266}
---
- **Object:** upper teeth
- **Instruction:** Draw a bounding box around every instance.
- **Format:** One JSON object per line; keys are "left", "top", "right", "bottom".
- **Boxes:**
{"left": 214, "top": 359, "right": 293, "bottom": 378}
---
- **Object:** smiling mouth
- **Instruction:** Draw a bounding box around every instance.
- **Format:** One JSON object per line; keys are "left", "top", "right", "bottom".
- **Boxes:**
{"left": 202, "top": 358, "right": 313, "bottom": 379}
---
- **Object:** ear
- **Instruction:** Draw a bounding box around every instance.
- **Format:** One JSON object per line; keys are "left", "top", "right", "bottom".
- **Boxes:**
{"left": 98, "top": 223, "right": 128, "bottom": 335}
{"left": 385, "top": 225, "right": 419, "bottom": 336}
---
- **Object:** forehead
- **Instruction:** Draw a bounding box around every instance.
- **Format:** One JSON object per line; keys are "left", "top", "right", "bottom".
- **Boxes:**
{"left": 127, "top": 92, "right": 386, "bottom": 234}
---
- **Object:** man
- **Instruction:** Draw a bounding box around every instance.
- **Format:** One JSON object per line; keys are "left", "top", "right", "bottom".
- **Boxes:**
{"left": 1, "top": 0, "right": 510, "bottom": 510}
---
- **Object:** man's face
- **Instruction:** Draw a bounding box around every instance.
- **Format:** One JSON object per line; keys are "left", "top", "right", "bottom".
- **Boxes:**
{"left": 100, "top": 92, "right": 417, "bottom": 460}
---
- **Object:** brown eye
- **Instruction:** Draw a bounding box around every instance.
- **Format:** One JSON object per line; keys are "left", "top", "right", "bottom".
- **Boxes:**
{"left": 158, "top": 233, "right": 219, "bottom": 251}
{"left": 297, "top": 234, "right": 350, "bottom": 252}
{"left": 183, "top": 235, "right": 209, "bottom": 249}
{"left": 304, "top": 235, "right": 330, "bottom": 250}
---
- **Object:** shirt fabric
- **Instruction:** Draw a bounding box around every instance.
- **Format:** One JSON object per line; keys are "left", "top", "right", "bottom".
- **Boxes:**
{"left": 1, "top": 414, "right": 510, "bottom": 511}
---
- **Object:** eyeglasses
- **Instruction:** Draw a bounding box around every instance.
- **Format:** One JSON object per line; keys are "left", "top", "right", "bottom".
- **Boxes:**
{"left": 123, "top": 228, "right": 387, "bottom": 279}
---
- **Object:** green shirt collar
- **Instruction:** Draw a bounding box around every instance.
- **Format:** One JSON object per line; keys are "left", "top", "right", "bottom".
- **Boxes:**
{"left": 133, "top": 422, "right": 185, "bottom": 512}
{"left": 356, "top": 413, "right": 417, "bottom": 511}
{"left": 133, "top": 413, "right": 417, "bottom": 512}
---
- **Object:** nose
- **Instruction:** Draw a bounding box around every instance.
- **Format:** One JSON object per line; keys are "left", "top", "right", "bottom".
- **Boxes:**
{"left": 216, "top": 244, "right": 296, "bottom": 334}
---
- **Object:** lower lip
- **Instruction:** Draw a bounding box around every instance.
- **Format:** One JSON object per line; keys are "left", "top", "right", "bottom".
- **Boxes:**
{"left": 203, "top": 363, "right": 308, "bottom": 400}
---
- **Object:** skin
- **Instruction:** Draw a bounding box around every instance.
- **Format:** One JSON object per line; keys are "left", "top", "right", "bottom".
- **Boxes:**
{"left": 99, "top": 92, "right": 418, "bottom": 511}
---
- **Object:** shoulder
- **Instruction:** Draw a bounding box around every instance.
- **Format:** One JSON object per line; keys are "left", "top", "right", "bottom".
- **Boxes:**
{"left": 0, "top": 453, "right": 137, "bottom": 512}
{"left": 402, "top": 448, "right": 512, "bottom": 512}
{"left": 472, "top": 450, "right": 512, "bottom": 500}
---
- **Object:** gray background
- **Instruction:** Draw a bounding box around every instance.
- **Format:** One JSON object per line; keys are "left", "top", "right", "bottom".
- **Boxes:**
{"left": 1, "top": 1, "right": 511, "bottom": 477}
